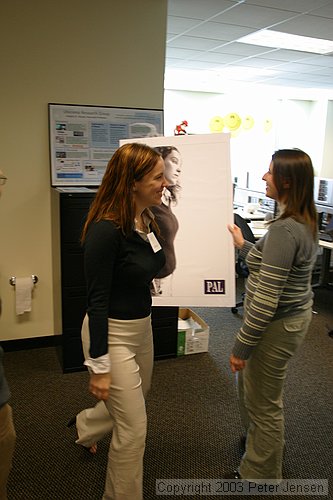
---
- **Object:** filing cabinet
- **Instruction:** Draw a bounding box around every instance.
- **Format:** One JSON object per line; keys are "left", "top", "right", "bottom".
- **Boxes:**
{"left": 55, "top": 190, "right": 178, "bottom": 372}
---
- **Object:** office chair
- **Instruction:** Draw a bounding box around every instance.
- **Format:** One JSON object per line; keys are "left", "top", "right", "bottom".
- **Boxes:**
{"left": 231, "top": 213, "right": 256, "bottom": 314}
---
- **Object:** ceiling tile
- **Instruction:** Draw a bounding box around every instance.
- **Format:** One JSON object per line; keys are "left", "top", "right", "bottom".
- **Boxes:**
{"left": 245, "top": 0, "right": 331, "bottom": 13}
{"left": 297, "top": 55, "right": 333, "bottom": 67}
{"left": 213, "top": 4, "right": 297, "bottom": 29}
{"left": 192, "top": 52, "right": 246, "bottom": 64}
{"left": 174, "top": 60, "right": 220, "bottom": 70}
{"left": 256, "top": 48, "right": 317, "bottom": 62}
{"left": 166, "top": 47, "right": 206, "bottom": 59}
{"left": 308, "top": 67, "right": 333, "bottom": 77}
{"left": 166, "top": 58, "right": 216, "bottom": 70}
{"left": 188, "top": 21, "right": 254, "bottom": 40}
{"left": 274, "top": 14, "right": 333, "bottom": 39}
{"left": 167, "top": 16, "right": 202, "bottom": 35}
{"left": 167, "top": 0, "right": 239, "bottom": 20}
{"left": 165, "top": 0, "right": 333, "bottom": 91}
{"left": 272, "top": 61, "right": 330, "bottom": 72}
{"left": 233, "top": 57, "right": 286, "bottom": 68}
{"left": 310, "top": 4, "right": 333, "bottom": 18}
{"left": 212, "top": 42, "right": 279, "bottom": 57}
{"left": 167, "top": 35, "right": 226, "bottom": 50}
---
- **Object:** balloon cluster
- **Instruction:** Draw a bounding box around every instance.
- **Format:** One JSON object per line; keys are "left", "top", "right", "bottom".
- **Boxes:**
{"left": 209, "top": 114, "right": 272, "bottom": 135}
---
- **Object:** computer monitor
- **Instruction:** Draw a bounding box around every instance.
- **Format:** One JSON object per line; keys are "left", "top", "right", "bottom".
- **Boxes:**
{"left": 325, "top": 215, "right": 333, "bottom": 236}
{"left": 314, "top": 177, "right": 333, "bottom": 206}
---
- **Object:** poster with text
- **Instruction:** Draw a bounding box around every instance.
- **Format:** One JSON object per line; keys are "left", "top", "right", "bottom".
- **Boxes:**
{"left": 120, "top": 134, "right": 236, "bottom": 307}
{"left": 49, "top": 103, "right": 163, "bottom": 186}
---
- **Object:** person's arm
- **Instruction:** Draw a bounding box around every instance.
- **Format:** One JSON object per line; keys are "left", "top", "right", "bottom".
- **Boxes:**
{"left": 228, "top": 224, "right": 254, "bottom": 257}
{"left": 88, "top": 372, "right": 111, "bottom": 401}
{"left": 232, "top": 224, "right": 297, "bottom": 361}
{"left": 83, "top": 220, "right": 120, "bottom": 400}
{"left": 228, "top": 223, "right": 255, "bottom": 373}
{"left": 229, "top": 354, "right": 246, "bottom": 373}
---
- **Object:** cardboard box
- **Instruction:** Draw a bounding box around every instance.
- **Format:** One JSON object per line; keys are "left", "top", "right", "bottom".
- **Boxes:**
{"left": 177, "top": 308, "right": 210, "bottom": 356}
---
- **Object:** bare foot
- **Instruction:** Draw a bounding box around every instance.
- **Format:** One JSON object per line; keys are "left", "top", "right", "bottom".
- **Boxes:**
{"left": 88, "top": 443, "right": 97, "bottom": 454}
{"left": 80, "top": 442, "right": 97, "bottom": 454}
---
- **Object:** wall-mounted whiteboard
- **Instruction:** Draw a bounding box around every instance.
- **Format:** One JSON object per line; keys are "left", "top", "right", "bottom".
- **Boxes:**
{"left": 48, "top": 103, "right": 163, "bottom": 186}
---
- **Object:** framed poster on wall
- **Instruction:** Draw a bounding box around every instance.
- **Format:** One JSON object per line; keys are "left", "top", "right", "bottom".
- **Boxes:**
{"left": 48, "top": 103, "right": 163, "bottom": 187}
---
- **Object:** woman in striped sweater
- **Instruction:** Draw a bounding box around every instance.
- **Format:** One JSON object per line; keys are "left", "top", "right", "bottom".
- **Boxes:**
{"left": 228, "top": 149, "right": 318, "bottom": 483}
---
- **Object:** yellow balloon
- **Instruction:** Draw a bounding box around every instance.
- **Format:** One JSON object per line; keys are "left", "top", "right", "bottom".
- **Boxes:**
{"left": 209, "top": 115, "right": 224, "bottom": 133}
{"left": 242, "top": 115, "right": 254, "bottom": 130}
{"left": 224, "top": 112, "right": 241, "bottom": 131}
{"left": 264, "top": 118, "right": 272, "bottom": 132}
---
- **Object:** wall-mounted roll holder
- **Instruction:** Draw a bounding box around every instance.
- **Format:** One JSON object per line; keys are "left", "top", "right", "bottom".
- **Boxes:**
{"left": 9, "top": 275, "right": 39, "bottom": 286}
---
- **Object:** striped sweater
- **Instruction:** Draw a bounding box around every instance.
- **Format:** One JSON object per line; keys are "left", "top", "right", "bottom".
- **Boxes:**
{"left": 233, "top": 217, "right": 317, "bottom": 360}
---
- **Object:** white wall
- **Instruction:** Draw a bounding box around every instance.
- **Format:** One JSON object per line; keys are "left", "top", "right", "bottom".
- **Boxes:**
{"left": 164, "top": 90, "right": 333, "bottom": 192}
{"left": 321, "top": 101, "right": 333, "bottom": 178}
{"left": 0, "top": 0, "right": 167, "bottom": 341}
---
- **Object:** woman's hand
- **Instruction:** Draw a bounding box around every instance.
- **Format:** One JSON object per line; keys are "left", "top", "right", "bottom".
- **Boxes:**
{"left": 89, "top": 373, "right": 111, "bottom": 401}
{"left": 229, "top": 354, "right": 246, "bottom": 373}
{"left": 228, "top": 224, "right": 245, "bottom": 249}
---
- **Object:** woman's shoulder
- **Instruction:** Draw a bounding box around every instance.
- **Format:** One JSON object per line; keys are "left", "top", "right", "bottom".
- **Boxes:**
{"left": 86, "top": 219, "right": 122, "bottom": 242}
{"left": 88, "top": 218, "right": 117, "bottom": 229}
{"left": 84, "top": 220, "right": 123, "bottom": 256}
{"left": 273, "top": 217, "right": 305, "bottom": 232}
{"left": 151, "top": 203, "right": 171, "bottom": 215}
{"left": 270, "top": 217, "right": 312, "bottom": 244}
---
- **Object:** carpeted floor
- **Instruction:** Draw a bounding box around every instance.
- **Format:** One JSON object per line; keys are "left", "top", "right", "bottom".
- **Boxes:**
{"left": 4, "top": 285, "right": 333, "bottom": 500}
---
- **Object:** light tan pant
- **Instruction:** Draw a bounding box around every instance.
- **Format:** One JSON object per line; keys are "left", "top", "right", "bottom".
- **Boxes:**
{"left": 237, "top": 308, "right": 312, "bottom": 482}
{"left": 0, "top": 404, "right": 16, "bottom": 500}
{"left": 76, "top": 314, "right": 153, "bottom": 500}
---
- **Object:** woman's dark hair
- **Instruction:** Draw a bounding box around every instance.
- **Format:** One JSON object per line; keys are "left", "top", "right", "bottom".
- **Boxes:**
{"left": 154, "top": 145, "right": 181, "bottom": 204}
{"left": 81, "top": 143, "right": 161, "bottom": 241}
{"left": 271, "top": 148, "right": 317, "bottom": 239}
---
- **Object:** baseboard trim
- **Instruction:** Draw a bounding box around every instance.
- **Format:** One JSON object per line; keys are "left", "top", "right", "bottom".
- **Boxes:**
{"left": 1, "top": 335, "right": 62, "bottom": 352}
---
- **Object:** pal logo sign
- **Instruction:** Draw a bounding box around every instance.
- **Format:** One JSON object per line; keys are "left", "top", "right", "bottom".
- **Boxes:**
{"left": 204, "top": 280, "right": 225, "bottom": 294}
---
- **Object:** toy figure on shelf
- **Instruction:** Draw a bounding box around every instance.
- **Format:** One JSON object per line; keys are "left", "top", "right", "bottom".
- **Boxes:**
{"left": 174, "top": 120, "right": 188, "bottom": 135}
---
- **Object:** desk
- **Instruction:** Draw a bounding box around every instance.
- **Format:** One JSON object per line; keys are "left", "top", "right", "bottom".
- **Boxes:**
{"left": 249, "top": 221, "right": 268, "bottom": 240}
{"left": 317, "top": 240, "right": 333, "bottom": 288}
{"left": 234, "top": 208, "right": 267, "bottom": 221}
{"left": 247, "top": 225, "right": 333, "bottom": 287}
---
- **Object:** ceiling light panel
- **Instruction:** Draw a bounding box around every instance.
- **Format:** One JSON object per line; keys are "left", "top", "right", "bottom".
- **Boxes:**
{"left": 237, "top": 30, "right": 333, "bottom": 54}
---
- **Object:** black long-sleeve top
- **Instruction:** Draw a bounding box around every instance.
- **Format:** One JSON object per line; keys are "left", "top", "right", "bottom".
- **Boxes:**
{"left": 84, "top": 220, "right": 166, "bottom": 359}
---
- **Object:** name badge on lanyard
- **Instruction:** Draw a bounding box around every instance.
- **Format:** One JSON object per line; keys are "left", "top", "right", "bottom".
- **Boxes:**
{"left": 147, "top": 232, "right": 162, "bottom": 253}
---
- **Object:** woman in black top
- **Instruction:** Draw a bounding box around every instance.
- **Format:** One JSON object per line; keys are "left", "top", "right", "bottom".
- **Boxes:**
{"left": 69, "top": 143, "right": 167, "bottom": 500}
{"left": 151, "top": 145, "right": 182, "bottom": 295}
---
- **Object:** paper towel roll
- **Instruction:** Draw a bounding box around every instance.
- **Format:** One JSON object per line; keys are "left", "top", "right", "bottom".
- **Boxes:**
{"left": 15, "top": 277, "right": 34, "bottom": 315}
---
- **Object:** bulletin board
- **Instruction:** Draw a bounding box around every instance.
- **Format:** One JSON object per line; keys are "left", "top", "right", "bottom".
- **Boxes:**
{"left": 48, "top": 103, "right": 163, "bottom": 186}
